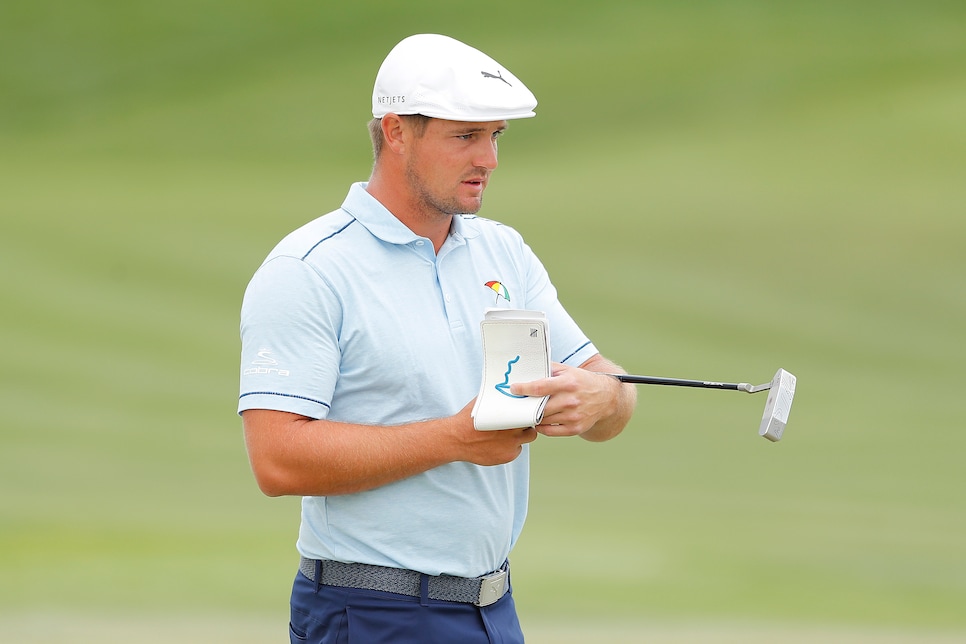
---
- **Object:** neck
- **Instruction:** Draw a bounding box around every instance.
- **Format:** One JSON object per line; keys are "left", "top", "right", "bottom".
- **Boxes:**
{"left": 367, "top": 169, "right": 451, "bottom": 253}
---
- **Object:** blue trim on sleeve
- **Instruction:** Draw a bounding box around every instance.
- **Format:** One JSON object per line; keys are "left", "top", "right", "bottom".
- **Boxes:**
{"left": 561, "top": 341, "right": 593, "bottom": 364}
{"left": 239, "top": 391, "right": 331, "bottom": 409}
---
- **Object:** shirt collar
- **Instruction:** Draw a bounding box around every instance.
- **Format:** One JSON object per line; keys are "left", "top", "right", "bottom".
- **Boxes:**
{"left": 341, "top": 182, "right": 420, "bottom": 245}
{"left": 341, "top": 182, "right": 483, "bottom": 246}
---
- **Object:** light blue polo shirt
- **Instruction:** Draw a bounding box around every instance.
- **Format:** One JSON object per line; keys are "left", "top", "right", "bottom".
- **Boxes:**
{"left": 239, "top": 182, "right": 598, "bottom": 578}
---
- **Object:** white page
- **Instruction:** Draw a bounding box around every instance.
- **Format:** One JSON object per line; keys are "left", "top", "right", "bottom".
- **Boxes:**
{"left": 472, "top": 310, "right": 551, "bottom": 431}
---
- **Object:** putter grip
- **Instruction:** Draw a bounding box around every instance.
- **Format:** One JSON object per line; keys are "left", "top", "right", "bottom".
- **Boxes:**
{"left": 612, "top": 374, "right": 743, "bottom": 390}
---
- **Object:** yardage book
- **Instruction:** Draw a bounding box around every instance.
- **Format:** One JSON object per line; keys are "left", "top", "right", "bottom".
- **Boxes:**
{"left": 471, "top": 309, "right": 552, "bottom": 431}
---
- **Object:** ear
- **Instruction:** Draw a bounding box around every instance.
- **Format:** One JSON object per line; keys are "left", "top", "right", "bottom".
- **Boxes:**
{"left": 380, "top": 113, "right": 408, "bottom": 154}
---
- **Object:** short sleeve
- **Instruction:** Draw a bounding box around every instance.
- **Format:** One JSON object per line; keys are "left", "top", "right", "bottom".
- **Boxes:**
{"left": 518, "top": 240, "right": 598, "bottom": 367}
{"left": 238, "top": 256, "right": 342, "bottom": 418}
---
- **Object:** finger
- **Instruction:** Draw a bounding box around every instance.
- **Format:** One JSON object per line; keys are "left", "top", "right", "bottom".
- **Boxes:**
{"left": 509, "top": 362, "right": 575, "bottom": 396}
{"left": 510, "top": 376, "right": 561, "bottom": 397}
{"left": 535, "top": 423, "right": 582, "bottom": 438}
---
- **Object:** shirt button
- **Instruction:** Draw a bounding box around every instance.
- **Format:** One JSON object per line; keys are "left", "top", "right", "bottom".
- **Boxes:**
{"left": 415, "top": 240, "right": 425, "bottom": 247}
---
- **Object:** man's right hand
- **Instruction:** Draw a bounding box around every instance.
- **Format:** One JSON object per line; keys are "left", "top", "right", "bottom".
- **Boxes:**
{"left": 445, "top": 399, "right": 538, "bottom": 467}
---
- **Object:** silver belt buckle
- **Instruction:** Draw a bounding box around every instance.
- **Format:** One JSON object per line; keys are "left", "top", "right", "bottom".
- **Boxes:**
{"left": 475, "top": 569, "right": 508, "bottom": 607}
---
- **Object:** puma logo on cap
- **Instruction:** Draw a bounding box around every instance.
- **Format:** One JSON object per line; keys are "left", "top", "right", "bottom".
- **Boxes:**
{"left": 481, "top": 70, "right": 512, "bottom": 87}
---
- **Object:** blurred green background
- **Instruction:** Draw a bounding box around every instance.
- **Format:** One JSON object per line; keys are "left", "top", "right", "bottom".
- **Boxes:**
{"left": 2, "top": 1, "right": 964, "bottom": 642}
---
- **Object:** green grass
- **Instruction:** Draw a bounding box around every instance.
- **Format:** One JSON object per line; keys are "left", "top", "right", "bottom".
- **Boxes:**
{"left": 2, "top": 1, "right": 965, "bottom": 640}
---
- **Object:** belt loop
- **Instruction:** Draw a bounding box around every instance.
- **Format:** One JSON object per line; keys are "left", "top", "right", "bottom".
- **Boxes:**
{"left": 314, "top": 559, "right": 322, "bottom": 594}
{"left": 504, "top": 559, "right": 511, "bottom": 592}
{"left": 419, "top": 573, "right": 430, "bottom": 607}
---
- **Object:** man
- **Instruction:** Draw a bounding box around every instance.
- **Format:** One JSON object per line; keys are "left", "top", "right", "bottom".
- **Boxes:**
{"left": 239, "top": 33, "right": 636, "bottom": 643}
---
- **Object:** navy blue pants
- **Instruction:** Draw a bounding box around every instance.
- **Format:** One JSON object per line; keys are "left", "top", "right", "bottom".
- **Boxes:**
{"left": 289, "top": 569, "right": 525, "bottom": 643}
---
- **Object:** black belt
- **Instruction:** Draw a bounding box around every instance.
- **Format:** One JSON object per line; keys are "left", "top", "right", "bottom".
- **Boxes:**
{"left": 298, "top": 557, "right": 510, "bottom": 607}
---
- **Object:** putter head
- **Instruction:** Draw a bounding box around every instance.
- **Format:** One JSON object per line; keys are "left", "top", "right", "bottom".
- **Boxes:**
{"left": 758, "top": 369, "right": 796, "bottom": 442}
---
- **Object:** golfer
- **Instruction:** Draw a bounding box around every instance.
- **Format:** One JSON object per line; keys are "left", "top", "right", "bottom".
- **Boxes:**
{"left": 239, "top": 33, "right": 636, "bottom": 643}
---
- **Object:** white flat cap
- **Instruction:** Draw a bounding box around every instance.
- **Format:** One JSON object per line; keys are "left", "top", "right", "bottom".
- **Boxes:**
{"left": 372, "top": 34, "right": 537, "bottom": 122}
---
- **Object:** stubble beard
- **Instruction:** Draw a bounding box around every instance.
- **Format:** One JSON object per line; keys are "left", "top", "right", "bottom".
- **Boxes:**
{"left": 405, "top": 159, "right": 483, "bottom": 221}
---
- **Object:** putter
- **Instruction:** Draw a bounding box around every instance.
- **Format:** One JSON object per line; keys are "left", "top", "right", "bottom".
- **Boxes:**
{"left": 606, "top": 368, "right": 797, "bottom": 442}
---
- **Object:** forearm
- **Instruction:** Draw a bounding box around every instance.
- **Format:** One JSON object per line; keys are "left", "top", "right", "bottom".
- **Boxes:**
{"left": 243, "top": 410, "right": 459, "bottom": 497}
{"left": 243, "top": 405, "right": 536, "bottom": 497}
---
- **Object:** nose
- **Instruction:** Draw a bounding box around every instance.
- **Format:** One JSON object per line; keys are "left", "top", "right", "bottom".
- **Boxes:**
{"left": 475, "top": 138, "right": 499, "bottom": 171}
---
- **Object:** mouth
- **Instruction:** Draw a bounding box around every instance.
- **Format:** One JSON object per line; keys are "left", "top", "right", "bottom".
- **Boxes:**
{"left": 462, "top": 177, "right": 488, "bottom": 193}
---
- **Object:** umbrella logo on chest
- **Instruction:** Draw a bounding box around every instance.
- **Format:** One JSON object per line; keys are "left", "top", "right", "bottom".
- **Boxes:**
{"left": 484, "top": 280, "right": 510, "bottom": 305}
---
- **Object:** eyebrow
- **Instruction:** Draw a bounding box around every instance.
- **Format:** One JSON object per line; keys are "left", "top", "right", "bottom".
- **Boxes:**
{"left": 448, "top": 123, "right": 509, "bottom": 135}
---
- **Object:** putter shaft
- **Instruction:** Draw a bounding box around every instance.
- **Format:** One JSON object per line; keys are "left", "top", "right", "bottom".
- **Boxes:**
{"left": 607, "top": 373, "right": 765, "bottom": 393}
